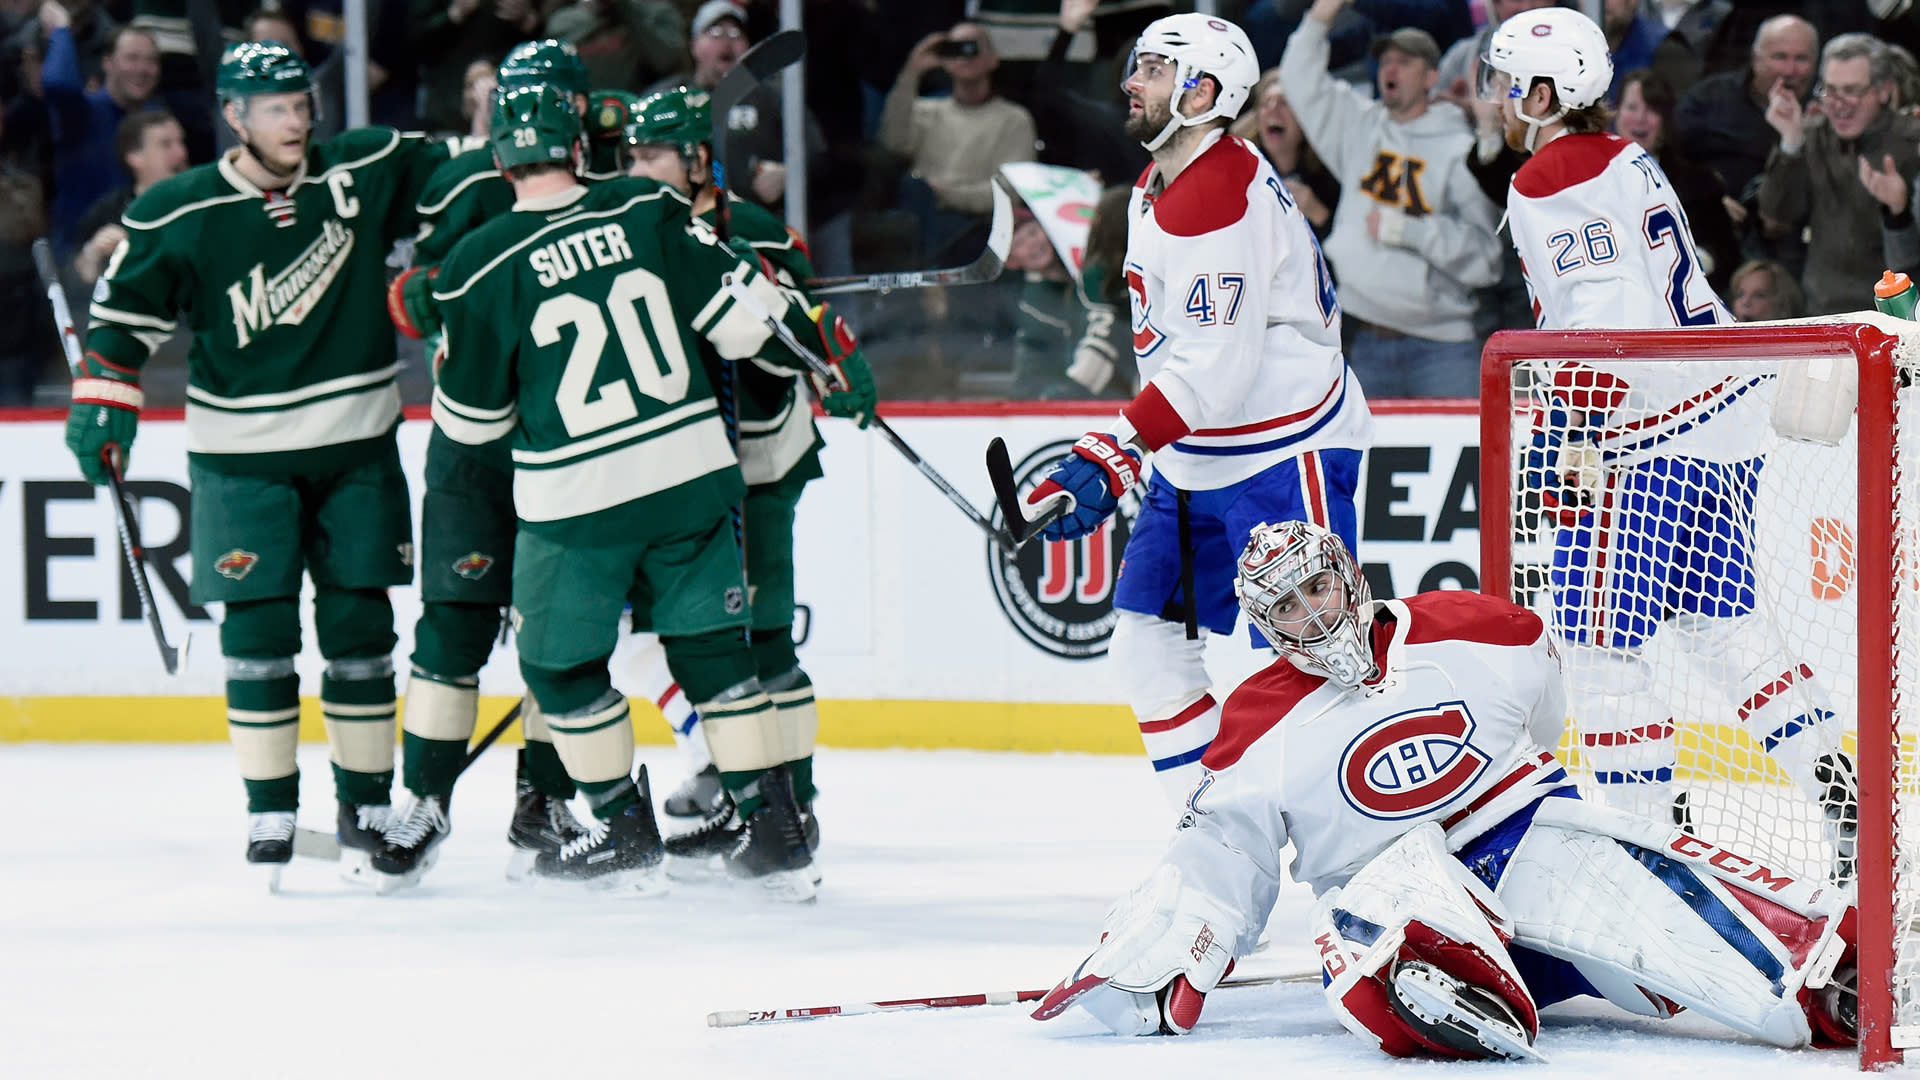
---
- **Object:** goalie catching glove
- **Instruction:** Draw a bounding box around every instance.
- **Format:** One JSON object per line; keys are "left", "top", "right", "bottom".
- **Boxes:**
{"left": 807, "top": 303, "right": 877, "bottom": 428}
{"left": 1026, "top": 431, "right": 1141, "bottom": 542}
{"left": 386, "top": 265, "right": 440, "bottom": 339}
{"left": 65, "top": 352, "right": 142, "bottom": 484}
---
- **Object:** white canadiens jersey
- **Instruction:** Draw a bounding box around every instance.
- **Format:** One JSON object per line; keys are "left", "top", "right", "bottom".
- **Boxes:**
{"left": 1158, "top": 592, "right": 1572, "bottom": 953}
{"left": 1508, "top": 133, "right": 1768, "bottom": 463}
{"left": 1125, "top": 129, "right": 1371, "bottom": 491}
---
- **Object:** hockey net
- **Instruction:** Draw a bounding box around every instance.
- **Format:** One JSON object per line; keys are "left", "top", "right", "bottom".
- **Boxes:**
{"left": 1479, "top": 315, "right": 1920, "bottom": 1068}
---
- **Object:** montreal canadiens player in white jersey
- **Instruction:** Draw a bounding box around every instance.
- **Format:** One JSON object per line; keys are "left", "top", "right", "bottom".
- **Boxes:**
{"left": 1024, "top": 13, "right": 1372, "bottom": 807}
{"left": 1031, "top": 520, "right": 1860, "bottom": 1060}
{"left": 1482, "top": 7, "right": 1855, "bottom": 870}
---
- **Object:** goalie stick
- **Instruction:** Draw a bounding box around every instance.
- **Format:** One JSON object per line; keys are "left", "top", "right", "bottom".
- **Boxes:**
{"left": 34, "top": 238, "right": 190, "bottom": 676}
{"left": 802, "top": 180, "right": 1013, "bottom": 296}
{"left": 721, "top": 272, "right": 1013, "bottom": 547}
{"left": 706, "top": 968, "right": 1319, "bottom": 1028}
{"left": 289, "top": 698, "right": 523, "bottom": 861}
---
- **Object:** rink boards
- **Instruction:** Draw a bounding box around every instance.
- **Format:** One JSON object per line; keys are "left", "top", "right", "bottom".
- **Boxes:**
{"left": 0, "top": 402, "right": 1869, "bottom": 773}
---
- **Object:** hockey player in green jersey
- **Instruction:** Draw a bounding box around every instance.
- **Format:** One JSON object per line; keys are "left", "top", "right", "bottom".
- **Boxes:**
{"left": 64, "top": 41, "right": 453, "bottom": 889}
{"left": 619, "top": 85, "right": 877, "bottom": 872}
{"left": 432, "top": 84, "right": 862, "bottom": 900}
{"left": 376, "top": 40, "right": 604, "bottom": 892}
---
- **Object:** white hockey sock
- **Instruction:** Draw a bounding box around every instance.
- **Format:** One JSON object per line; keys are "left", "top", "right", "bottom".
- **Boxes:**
{"left": 1672, "top": 613, "right": 1847, "bottom": 802}
{"left": 1564, "top": 644, "right": 1678, "bottom": 821}
{"left": 620, "top": 634, "right": 707, "bottom": 772}
{"left": 1113, "top": 611, "right": 1219, "bottom": 814}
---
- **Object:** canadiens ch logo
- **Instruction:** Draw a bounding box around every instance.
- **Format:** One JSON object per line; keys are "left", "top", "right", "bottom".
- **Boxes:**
{"left": 1337, "top": 702, "right": 1491, "bottom": 820}
{"left": 986, "top": 439, "right": 1138, "bottom": 660}
{"left": 452, "top": 552, "right": 493, "bottom": 580}
{"left": 214, "top": 549, "right": 260, "bottom": 580}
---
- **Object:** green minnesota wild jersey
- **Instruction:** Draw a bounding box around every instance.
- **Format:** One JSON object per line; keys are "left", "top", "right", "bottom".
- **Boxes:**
{"left": 88, "top": 127, "right": 453, "bottom": 475}
{"left": 706, "top": 199, "right": 826, "bottom": 488}
{"left": 413, "top": 142, "right": 510, "bottom": 269}
{"left": 431, "top": 178, "right": 817, "bottom": 544}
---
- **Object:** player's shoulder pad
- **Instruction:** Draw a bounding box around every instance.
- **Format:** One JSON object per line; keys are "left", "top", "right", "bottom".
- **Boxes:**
{"left": 122, "top": 162, "right": 234, "bottom": 229}
{"left": 1511, "top": 132, "right": 1633, "bottom": 200}
{"left": 1202, "top": 657, "right": 1324, "bottom": 771}
{"left": 1151, "top": 135, "right": 1261, "bottom": 238}
{"left": 418, "top": 145, "right": 504, "bottom": 211}
{"left": 312, "top": 125, "right": 407, "bottom": 172}
{"left": 1399, "top": 591, "right": 1543, "bottom": 648}
{"left": 726, "top": 198, "right": 794, "bottom": 247}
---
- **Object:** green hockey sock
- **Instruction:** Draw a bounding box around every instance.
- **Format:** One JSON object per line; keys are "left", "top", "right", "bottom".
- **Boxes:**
{"left": 720, "top": 766, "right": 772, "bottom": 818}
{"left": 332, "top": 762, "right": 393, "bottom": 807}
{"left": 243, "top": 773, "right": 300, "bottom": 814}
{"left": 786, "top": 756, "right": 815, "bottom": 808}
{"left": 524, "top": 738, "right": 576, "bottom": 799}
{"left": 402, "top": 731, "right": 469, "bottom": 799}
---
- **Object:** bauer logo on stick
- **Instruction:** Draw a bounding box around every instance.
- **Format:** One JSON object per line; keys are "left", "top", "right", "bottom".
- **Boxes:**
{"left": 1337, "top": 702, "right": 1491, "bottom": 819}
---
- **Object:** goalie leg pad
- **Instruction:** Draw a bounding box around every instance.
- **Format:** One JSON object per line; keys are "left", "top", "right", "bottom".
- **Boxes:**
{"left": 1504, "top": 796, "right": 1857, "bottom": 1047}
{"left": 1112, "top": 610, "right": 1219, "bottom": 810}
{"left": 1310, "top": 822, "right": 1540, "bottom": 1060}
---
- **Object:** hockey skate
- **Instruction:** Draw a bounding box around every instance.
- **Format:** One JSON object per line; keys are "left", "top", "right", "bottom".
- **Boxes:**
{"left": 1671, "top": 791, "right": 1695, "bottom": 835}
{"left": 1388, "top": 959, "right": 1547, "bottom": 1062}
{"left": 667, "top": 788, "right": 822, "bottom": 886}
{"left": 723, "top": 766, "right": 817, "bottom": 903}
{"left": 370, "top": 795, "right": 450, "bottom": 893}
{"left": 664, "top": 763, "right": 725, "bottom": 818}
{"left": 336, "top": 802, "right": 392, "bottom": 887}
{"left": 1815, "top": 751, "right": 1859, "bottom": 887}
{"left": 531, "top": 767, "right": 666, "bottom": 895}
{"left": 247, "top": 811, "right": 297, "bottom": 893}
{"left": 505, "top": 750, "right": 591, "bottom": 882}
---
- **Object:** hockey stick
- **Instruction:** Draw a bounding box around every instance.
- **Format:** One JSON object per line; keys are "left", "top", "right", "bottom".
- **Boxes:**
{"left": 286, "top": 698, "right": 524, "bottom": 862}
{"left": 711, "top": 28, "right": 807, "bottom": 246}
{"left": 706, "top": 969, "right": 1319, "bottom": 1028}
{"left": 802, "top": 181, "right": 1013, "bottom": 296}
{"left": 34, "top": 238, "right": 191, "bottom": 675}
{"left": 985, "top": 436, "right": 1072, "bottom": 550}
{"left": 721, "top": 272, "right": 1013, "bottom": 547}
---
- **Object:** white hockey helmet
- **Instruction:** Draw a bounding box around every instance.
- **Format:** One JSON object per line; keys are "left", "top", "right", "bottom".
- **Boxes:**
{"left": 1480, "top": 7, "right": 1613, "bottom": 149}
{"left": 1126, "top": 13, "right": 1260, "bottom": 152}
{"left": 1234, "top": 520, "right": 1377, "bottom": 689}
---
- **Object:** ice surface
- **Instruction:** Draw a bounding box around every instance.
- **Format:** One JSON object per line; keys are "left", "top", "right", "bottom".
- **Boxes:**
{"left": 0, "top": 745, "right": 1878, "bottom": 1077}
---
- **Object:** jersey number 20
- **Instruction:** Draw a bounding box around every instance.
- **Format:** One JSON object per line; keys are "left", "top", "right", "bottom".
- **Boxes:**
{"left": 532, "top": 267, "right": 692, "bottom": 437}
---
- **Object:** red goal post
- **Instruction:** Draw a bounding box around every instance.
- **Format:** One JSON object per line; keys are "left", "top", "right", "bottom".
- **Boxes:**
{"left": 1479, "top": 317, "right": 1911, "bottom": 1069}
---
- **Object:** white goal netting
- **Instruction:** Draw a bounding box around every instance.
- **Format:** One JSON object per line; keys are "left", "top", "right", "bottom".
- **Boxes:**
{"left": 1481, "top": 314, "right": 1920, "bottom": 1067}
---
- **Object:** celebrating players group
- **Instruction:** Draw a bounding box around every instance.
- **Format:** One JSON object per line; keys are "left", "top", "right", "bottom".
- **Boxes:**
{"left": 63, "top": 5, "right": 1868, "bottom": 1063}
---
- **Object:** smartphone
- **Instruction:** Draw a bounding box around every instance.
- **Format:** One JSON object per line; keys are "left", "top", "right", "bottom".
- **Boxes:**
{"left": 934, "top": 39, "right": 981, "bottom": 59}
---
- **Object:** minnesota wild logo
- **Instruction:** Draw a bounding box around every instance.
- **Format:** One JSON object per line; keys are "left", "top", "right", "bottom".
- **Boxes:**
{"left": 215, "top": 549, "right": 259, "bottom": 580}
{"left": 452, "top": 552, "right": 494, "bottom": 580}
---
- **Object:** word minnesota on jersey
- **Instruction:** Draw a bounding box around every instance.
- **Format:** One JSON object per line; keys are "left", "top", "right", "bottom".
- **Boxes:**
{"left": 529, "top": 223, "right": 635, "bottom": 288}
{"left": 228, "top": 218, "right": 354, "bottom": 348}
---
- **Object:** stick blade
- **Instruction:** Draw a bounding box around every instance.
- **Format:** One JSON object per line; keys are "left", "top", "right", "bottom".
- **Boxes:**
{"left": 981, "top": 180, "right": 1014, "bottom": 266}
{"left": 293, "top": 827, "right": 342, "bottom": 861}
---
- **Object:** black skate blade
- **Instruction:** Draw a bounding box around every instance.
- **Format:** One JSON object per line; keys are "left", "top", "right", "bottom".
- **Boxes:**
{"left": 1393, "top": 965, "right": 1546, "bottom": 1063}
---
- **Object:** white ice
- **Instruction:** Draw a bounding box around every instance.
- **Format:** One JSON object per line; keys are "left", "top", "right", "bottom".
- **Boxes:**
{"left": 0, "top": 745, "right": 1879, "bottom": 1078}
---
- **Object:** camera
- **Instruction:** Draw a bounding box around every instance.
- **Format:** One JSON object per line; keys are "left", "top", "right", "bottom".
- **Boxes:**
{"left": 934, "top": 39, "right": 981, "bottom": 59}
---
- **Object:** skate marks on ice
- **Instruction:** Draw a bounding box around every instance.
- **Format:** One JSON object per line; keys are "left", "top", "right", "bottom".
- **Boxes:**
{"left": 0, "top": 745, "right": 1875, "bottom": 1079}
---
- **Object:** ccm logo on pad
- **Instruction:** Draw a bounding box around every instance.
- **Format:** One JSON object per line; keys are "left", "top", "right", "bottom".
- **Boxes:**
{"left": 1338, "top": 703, "right": 1491, "bottom": 820}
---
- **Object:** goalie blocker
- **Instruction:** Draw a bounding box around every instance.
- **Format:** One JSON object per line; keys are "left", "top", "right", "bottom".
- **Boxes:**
{"left": 1033, "top": 520, "right": 1858, "bottom": 1059}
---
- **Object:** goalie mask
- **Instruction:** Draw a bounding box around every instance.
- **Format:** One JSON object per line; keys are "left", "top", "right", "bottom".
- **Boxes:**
{"left": 1125, "top": 14, "right": 1259, "bottom": 152}
{"left": 1235, "top": 521, "right": 1377, "bottom": 688}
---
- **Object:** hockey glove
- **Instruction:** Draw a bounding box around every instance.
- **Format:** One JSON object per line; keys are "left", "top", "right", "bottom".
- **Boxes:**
{"left": 1031, "top": 864, "right": 1235, "bottom": 1036}
{"left": 65, "top": 353, "right": 142, "bottom": 485}
{"left": 808, "top": 303, "right": 877, "bottom": 428}
{"left": 1522, "top": 420, "right": 1600, "bottom": 527}
{"left": 1027, "top": 431, "right": 1141, "bottom": 542}
{"left": 386, "top": 265, "right": 440, "bottom": 339}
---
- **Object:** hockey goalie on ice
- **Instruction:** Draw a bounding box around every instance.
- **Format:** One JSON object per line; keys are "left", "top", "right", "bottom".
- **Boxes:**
{"left": 1032, "top": 521, "right": 1858, "bottom": 1061}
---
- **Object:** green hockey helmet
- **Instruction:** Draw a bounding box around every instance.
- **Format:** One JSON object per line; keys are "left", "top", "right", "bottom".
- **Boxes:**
{"left": 216, "top": 40, "right": 313, "bottom": 102}
{"left": 585, "top": 89, "right": 644, "bottom": 175}
{"left": 624, "top": 86, "right": 713, "bottom": 159}
{"left": 497, "top": 39, "right": 591, "bottom": 100}
{"left": 491, "top": 83, "right": 583, "bottom": 172}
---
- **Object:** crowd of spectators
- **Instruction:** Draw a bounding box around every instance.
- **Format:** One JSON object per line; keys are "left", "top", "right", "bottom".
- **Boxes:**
{"left": 6, "top": 0, "right": 1920, "bottom": 408}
